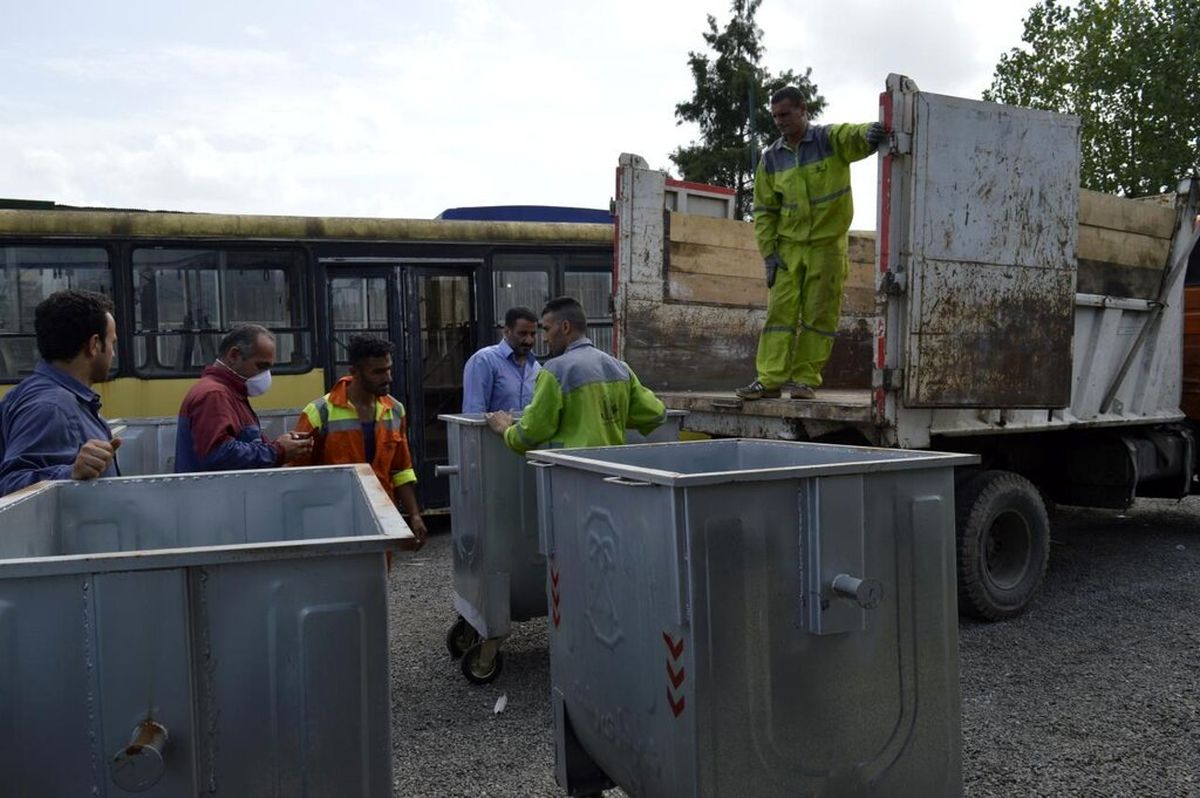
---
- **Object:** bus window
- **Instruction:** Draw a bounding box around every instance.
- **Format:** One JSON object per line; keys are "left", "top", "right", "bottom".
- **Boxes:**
{"left": 493, "top": 254, "right": 552, "bottom": 356}
{"left": 131, "top": 248, "right": 310, "bottom": 375}
{"left": 565, "top": 251, "right": 613, "bottom": 353}
{"left": 0, "top": 246, "right": 112, "bottom": 382}
{"left": 329, "top": 275, "right": 389, "bottom": 380}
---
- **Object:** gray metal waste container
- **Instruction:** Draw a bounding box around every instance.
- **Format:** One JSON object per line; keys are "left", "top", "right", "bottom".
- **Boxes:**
{"left": 529, "top": 438, "right": 978, "bottom": 797}
{"left": 0, "top": 464, "right": 414, "bottom": 798}
{"left": 110, "top": 408, "right": 299, "bottom": 476}
{"left": 437, "top": 410, "right": 686, "bottom": 684}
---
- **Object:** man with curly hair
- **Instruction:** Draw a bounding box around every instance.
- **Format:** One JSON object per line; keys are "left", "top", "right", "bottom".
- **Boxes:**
{"left": 0, "top": 289, "right": 121, "bottom": 496}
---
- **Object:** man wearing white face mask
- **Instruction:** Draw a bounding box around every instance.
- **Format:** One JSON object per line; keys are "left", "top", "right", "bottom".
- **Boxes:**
{"left": 174, "top": 324, "right": 312, "bottom": 472}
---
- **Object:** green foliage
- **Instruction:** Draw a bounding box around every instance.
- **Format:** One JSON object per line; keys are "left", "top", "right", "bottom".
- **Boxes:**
{"left": 985, "top": 0, "right": 1200, "bottom": 196}
{"left": 670, "top": 0, "right": 825, "bottom": 218}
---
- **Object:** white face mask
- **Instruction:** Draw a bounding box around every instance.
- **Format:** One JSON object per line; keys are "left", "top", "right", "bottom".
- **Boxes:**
{"left": 246, "top": 369, "right": 272, "bottom": 397}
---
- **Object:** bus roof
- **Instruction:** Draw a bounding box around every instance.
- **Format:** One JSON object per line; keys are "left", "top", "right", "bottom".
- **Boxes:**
{"left": 0, "top": 208, "right": 612, "bottom": 245}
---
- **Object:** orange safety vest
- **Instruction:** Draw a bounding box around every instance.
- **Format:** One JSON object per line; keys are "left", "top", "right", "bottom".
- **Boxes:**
{"left": 291, "top": 376, "right": 416, "bottom": 496}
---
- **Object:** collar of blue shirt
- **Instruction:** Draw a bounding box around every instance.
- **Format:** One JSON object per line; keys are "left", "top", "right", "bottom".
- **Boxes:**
{"left": 34, "top": 360, "right": 101, "bottom": 408}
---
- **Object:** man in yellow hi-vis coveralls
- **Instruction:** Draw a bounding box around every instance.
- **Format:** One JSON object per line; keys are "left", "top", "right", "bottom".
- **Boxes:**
{"left": 736, "top": 86, "right": 888, "bottom": 401}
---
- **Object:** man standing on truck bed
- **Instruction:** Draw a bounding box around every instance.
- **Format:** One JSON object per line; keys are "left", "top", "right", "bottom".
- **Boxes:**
{"left": 485, "top": 297, "right": 666, "bottom": 452}
{"left": 736, "top": 86, "right": 888, "bottom": 401}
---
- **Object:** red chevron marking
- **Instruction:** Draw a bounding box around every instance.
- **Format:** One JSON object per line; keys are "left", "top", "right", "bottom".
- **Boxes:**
{"left": 550, "top": 569, "right": 560, "bottom": 587}
{"left": 552, "top": 607, "right": 561, "bottom": 627}
{"left": 667, "top": 661, "right": 685, "bottom": 689}
{"left": 667, "top": 688, "right": 686, "bottom": 718}
{"left": 662, "top": 632, "right": 684, "bottom": 660}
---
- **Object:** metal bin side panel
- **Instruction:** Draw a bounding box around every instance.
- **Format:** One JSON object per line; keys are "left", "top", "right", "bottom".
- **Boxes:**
{"left": 0, "top": 487, "right": 61, "bottom": 559}
{"left": 688, "top": 469, "right": 961, "bottom": 797}
{"left": 0, "top": 574, "right": 103, "bottom": 797}
{"left": 444, "top": 416, "right": 546, "bottom": 638}
{"left": 544, "top": 469, "right": 697, "bottom": 797}
{"left": 194, "top": 553, "right": 392, "bottom": 797}
{"left": 110, "top": 410, "right": 298, "bottom": 476}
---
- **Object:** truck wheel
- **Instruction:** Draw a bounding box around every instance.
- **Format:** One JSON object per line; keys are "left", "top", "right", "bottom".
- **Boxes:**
{"left": 956, "top": 470, "right": 1050, "bottom": 621}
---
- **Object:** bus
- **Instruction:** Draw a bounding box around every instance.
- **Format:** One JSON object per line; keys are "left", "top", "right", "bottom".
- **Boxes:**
{"left": 0, "top": 203, "right": 613, "bottom": 509}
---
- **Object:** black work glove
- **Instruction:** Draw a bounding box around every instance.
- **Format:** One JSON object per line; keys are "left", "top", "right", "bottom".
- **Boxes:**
{"left": 764, "top": 253, "right": 785, "bottom": 289}
{"left": 866, "top": 122, "right": 889, "bottom": 152}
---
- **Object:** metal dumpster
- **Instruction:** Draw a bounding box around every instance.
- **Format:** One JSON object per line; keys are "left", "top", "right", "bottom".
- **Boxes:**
{"left": 110, "top": 408, "right": 300, "bottom": 476}
{"left": 0, "top": 464, "right": 414, "bottom": 798}
{"left": 528, "top": 438, "right": 978, "bottom": 797}
{"left": 436, "top": 410, "right": 686, "bottom": 684}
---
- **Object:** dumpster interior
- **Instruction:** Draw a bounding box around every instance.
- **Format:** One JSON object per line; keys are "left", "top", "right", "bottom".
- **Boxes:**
{"left": 546, "top": 438, "right": 959, "bottom": 477}
{"left": 0, "top": 465, "right": 401, "bottom": 561}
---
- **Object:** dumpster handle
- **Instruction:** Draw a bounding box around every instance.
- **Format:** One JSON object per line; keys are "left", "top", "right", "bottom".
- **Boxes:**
{"left": 434, "top": 464, "right": 459, "bottom": 477}
{"left": 831, "top": 573, "right": 883, "bottom": 610}
{"left": 603, "top": 475, "right": 654, "bottom": 488}
{"left": 527, "top": 460, "right": 555, "bottom": 469}
{"left": 110, "top": 719, "right": 169, "bottom": 792}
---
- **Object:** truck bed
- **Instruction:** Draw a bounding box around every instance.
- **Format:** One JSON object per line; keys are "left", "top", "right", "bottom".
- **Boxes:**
{"left": 659, "top": 389, "right": 875, "bottom": 440}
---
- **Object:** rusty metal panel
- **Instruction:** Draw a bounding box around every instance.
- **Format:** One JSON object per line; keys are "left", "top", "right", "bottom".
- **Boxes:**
{"left": 904, "top": 93, "right": 1079, "bottom": 407}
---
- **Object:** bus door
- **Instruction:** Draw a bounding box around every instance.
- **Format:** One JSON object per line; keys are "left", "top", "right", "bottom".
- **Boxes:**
{"left": 324, "top": 261, "right": 478, "bottom": 511}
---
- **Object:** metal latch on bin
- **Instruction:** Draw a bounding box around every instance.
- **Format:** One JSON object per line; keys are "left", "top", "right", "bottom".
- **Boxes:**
{"left": 799, "top": 475, "right": 883, "bottom": 635}
{"left": 529, "top": 460, "right": 556, "bottom": 556}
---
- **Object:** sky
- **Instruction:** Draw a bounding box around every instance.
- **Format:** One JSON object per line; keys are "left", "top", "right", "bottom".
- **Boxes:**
{"left": 0, "top": 0, "right": 1039, "bottom": 230}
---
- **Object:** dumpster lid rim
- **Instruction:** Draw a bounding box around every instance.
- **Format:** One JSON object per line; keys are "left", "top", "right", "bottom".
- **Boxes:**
{"left": 525, "top": 439, "right": 980, "bottom": 485}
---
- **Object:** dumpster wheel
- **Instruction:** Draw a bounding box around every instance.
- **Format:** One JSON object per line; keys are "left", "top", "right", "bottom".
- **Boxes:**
{"left": 462, "top": 640, "right": 504, "bottom": 685}
{"left": 446, "top": 615, "right": 480, "bottom": 660}
{"left": 956, "top": 470, "right": 1050, "bottom": 621}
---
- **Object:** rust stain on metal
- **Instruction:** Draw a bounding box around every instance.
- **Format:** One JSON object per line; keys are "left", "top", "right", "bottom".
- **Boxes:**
{"left": 910, "top": 259, "right": 1073, "bottom": 407}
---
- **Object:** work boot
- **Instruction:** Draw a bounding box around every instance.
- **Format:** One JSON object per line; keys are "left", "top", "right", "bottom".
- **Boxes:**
{"left": 735, "top": 380, "right": 781, "bottom": 400}
{"left": 790, "top": 384, "right": 816, "bottom": 400}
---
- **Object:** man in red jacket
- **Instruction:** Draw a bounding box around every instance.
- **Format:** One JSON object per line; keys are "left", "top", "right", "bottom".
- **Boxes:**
{"left": 174, "top": 324, "right": 311, "bottom": 472}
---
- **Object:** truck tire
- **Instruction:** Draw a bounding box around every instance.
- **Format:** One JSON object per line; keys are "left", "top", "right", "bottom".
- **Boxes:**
{"left": 955, "top": 470, "right": 1050, "bottom": 621}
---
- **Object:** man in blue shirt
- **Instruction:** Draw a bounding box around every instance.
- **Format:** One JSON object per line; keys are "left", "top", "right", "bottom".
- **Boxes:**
{"left": 462, "top": 306, "right": 541, "bottom": 412}
{"left": 0, "top": 289, "right": 121, "bottom": 496}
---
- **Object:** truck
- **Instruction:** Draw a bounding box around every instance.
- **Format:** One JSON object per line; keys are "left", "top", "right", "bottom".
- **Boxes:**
{"left": 613, "top": 74, "right": 1200, "bottom": 621}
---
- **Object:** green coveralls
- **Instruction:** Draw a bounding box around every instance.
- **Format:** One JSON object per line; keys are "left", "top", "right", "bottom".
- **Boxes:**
{"left": 753, "top": 122, "right": 874, "bottom": 389}
{"left": 503, "top": 337, "right": 666, "bottom": 454}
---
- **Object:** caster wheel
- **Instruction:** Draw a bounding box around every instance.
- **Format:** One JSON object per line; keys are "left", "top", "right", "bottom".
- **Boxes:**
{"left": 445, "top": 615, "right": 479, "bottom": 660}
{"left": 461, "top": 640, "right": 504, "bottom": 685}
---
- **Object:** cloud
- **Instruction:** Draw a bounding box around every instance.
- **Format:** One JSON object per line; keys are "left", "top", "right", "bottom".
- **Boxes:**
{"left": 41, "top": 44, "right": 293, "bottom": 85}
{"left": 0, "top": 0, "right": 1037, "bottom": 229}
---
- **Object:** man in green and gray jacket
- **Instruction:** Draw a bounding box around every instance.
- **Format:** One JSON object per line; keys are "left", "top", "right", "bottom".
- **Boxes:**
{"left": 737, "top": 85, "right": 888, "bottom": 401}
{"left": 486, "top": 297, "right": 666, "bottom": 452}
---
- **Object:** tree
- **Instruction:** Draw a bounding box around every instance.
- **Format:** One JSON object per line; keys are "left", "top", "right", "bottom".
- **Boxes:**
{"left": 985, "top": 0, "right": 1200, "bottom": 197}
{"left": 671, "top": 0, "right": 825, "bottom": 219}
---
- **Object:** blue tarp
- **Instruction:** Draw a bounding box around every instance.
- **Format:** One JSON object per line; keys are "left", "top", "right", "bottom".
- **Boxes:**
{"left": 437, "top": 205, "right": 611, "bottom": 224}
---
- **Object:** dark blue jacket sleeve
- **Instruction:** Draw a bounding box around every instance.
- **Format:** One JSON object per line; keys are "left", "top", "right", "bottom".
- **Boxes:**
{"left": 0, "top": 401, "right": 80, "bottom": 496}
{"left": 200, "top": 428, "right": 282, "bottom": 471}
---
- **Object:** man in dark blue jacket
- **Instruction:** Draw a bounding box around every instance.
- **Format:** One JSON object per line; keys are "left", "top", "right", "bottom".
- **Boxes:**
{"left": 0, "top": 290, "right": 121, "bottom": 496}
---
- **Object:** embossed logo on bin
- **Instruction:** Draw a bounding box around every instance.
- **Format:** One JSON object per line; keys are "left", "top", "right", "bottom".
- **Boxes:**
{"left": 584, "top": 511, "right": 623, "bottom": 648}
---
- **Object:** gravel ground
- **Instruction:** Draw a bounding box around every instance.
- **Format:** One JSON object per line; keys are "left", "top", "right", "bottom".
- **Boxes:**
{"left": 390, "top": 499, "right": 1200, "bottom": 797}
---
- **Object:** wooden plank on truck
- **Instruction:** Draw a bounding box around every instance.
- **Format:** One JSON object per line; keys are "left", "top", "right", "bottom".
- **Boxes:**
{"left": 666, "top": 215, "right": 876, "bottom": 313}
{"left": 1079, "top": 189, "right": 1177, "bottom": 239}
{"left": 1078, "top": 226, "right": 1172, "bottom": 269}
